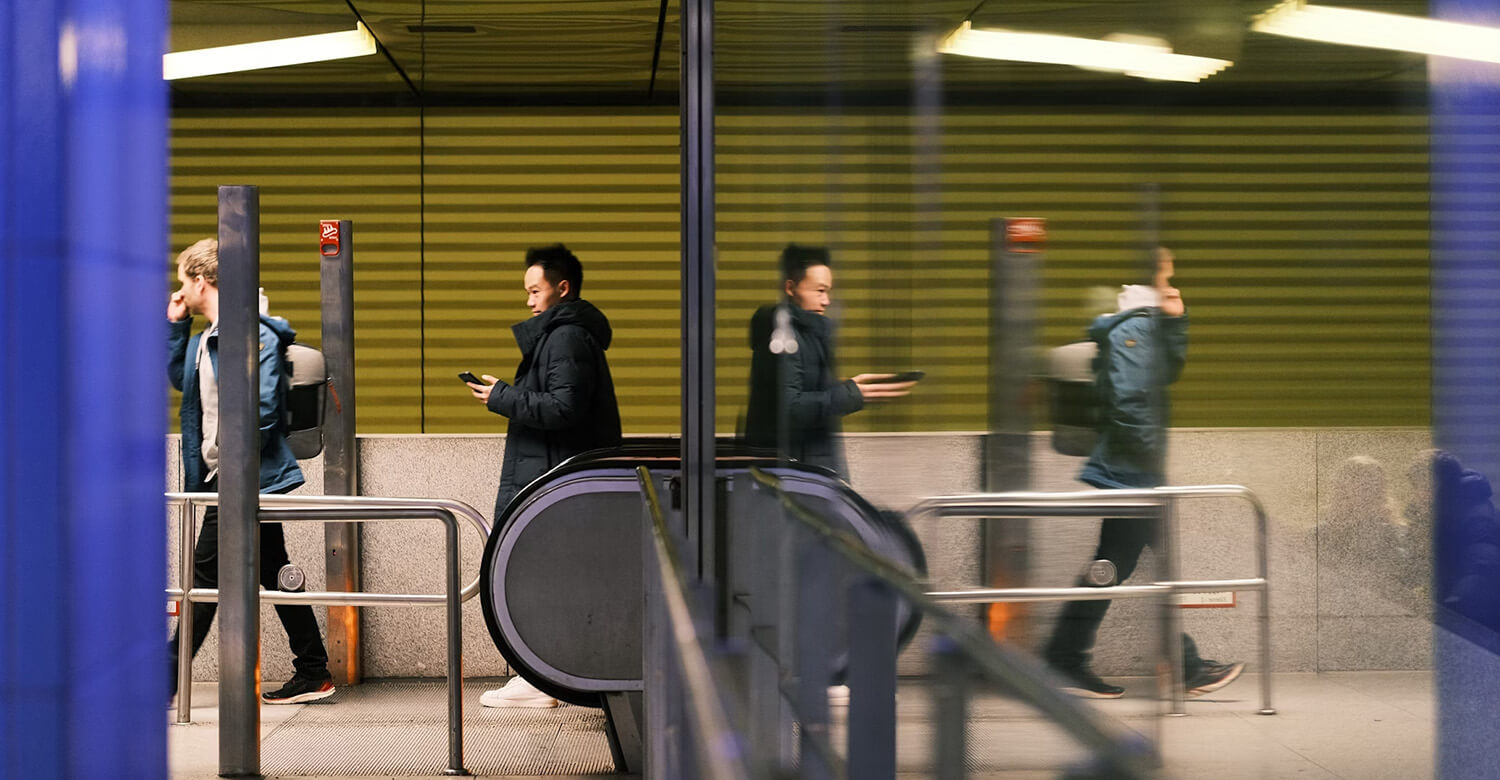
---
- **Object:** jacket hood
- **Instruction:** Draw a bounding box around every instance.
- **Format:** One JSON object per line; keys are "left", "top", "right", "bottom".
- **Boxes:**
{"left": 750, "top": 302, "right": 829, "bottom": 349}
{"left": 1115, "top": 284, "right": 1160, "bottom": 312}
{"left": 261, "top": 313, "right": 297, "bottom": 347}
{"left": 514, "top": 298, "right": 613, "bottom": 355}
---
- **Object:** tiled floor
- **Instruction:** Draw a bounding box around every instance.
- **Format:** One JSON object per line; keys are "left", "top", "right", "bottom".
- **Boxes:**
{"left": 167, "top": 672, "right": 1434, "bottom": 779}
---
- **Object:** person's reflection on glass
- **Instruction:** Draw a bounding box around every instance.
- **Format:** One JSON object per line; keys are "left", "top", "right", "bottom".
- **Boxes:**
{"left": 743, "top": 243, "right": 916, "bottom": 478}
{"left": 1321, "top": 455, "right": 1424, "bottom": 614}
{"left": 1424, "top": 451, "right": 1500, "bottom": 635}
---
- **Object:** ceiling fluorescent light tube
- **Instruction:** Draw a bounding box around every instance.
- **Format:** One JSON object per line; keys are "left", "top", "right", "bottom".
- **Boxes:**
{"left": 1253, "top": 1, "right": 1500, "bottom": 64}
{"left": 938, "top": 22, "right": 1231, "bottom": 82}
{"left": 163, "top": 22, "right": 377, "bottom": 80}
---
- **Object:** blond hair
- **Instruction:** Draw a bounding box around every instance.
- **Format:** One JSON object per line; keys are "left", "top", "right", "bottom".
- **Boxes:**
{"left": 176, "top": 238, "right": 218, "bottom": 285}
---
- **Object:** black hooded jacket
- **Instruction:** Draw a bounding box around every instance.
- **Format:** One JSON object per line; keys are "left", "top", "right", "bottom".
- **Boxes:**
{"left": 744, "top": 302, "right": 863, "bottom": 476}
{"left": 487, "top": 298, "right": 622, "bottom": 518}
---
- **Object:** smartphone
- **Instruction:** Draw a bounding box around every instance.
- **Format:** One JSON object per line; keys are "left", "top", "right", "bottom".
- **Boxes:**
{"left": 869, "top": 370, "right": 925, "bottom": 383}
{"left": 457, "top": 371, "right": 489, "bottom": 386}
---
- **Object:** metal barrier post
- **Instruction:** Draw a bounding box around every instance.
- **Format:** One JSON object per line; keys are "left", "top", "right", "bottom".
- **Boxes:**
{"left": 1160, "top": 500, "right": 1186, "bottom": 716}
{"left": 775, "top": 501, "right": 800, "bottom": 769}
{"left": 175, "top": 498, "right": 196, "bottom": 723}
{"left": 442, "top": 510, "right": 467, "bottom": 775}
{"left": 1255, "top": 496, "right": 1276, "bottom": 716}
{"left": 794, "top": 543, "right": 834, "bottom": 780}
{"left": 217, "top": 184, "right": 262, "bottom": 776}
{"left": 643, "top": 495, "right": 668, "bottom": 780}
{"left": 932, "top": 636, "right": 970, "bottom": 780}
{"left": 743, "top": 478, "right": 783, "bottom": 774}
{"left": 846, "top": 580, "right": 898, "bottom": 779}
{"left": 320, "top": 218, "right": 362, "bottom": 687}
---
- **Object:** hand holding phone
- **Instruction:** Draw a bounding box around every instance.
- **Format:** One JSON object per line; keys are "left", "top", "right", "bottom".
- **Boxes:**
{"left": 852, "top": 372, "right": 920, "bottom": 401}
{"left": 866, "top": 370, "right": 925, "bottom": 384}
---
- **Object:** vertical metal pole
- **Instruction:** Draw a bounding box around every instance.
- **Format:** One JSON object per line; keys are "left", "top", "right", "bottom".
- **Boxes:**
{"left": 1160, "top": 500, "right": 1186, "bottom": 716}
{"left": 643, "top": 499, "right": 668, "bottom": 780}
{"left": 444, "top": 513, "right": 468, "bottom": 776}
{"left": 984, "top": 218, "right": 1042, "bottom": 642}
{"left": 680, "top": 0, "right": 716, "bottom": 581}
{"left": 846, "top": 580, "right": 898, "bottom": 780}
{"left": 1256, "top": 505, "right": 1276, "bottom": 716}
{"left": 217, "top": 184, "right": 262, "bottom": 776}
{"left": 744, "top": 478, "right": 782, "bottom": 774}
{"left": 794, "top": 544, "right": 834, "bottom": 780}
{"left": 775, "top": 507, "right": 800, "bottom": 768}
{"left": 320, "top": 219, "right": 361, "bottom": 686}
{"left": 176, "top": 500, "right": 196, "bottom": 723}
{"left": 932, "top": 636, "right": 970, "bottom": 780}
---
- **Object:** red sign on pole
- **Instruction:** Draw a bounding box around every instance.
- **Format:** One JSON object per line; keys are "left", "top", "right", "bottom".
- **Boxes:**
{"left": 1005, "top": 217, "right": 1047, "bottom": 252}
{"left": 320, "top": 220, "right": 340, "bottom": 257}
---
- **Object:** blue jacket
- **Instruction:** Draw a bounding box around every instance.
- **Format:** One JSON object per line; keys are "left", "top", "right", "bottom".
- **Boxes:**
{"left": 1080, "top": 308, "right": 1187, "bottom": 489}
{"left": 168, "top": 314, "right": 304, "bottom": 494}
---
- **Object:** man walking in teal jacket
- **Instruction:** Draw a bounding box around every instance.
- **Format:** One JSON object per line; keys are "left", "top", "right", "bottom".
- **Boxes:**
{"left": 167, "top": 238, "right": 333, "bottom": 706}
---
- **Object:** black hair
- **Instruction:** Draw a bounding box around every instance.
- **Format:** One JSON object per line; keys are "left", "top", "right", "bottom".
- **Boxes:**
{"left": 525, "top": 243, "right": 583, "bottom": 297}
{"left": 779, "top": 243, "right": 831, "bottom": 285}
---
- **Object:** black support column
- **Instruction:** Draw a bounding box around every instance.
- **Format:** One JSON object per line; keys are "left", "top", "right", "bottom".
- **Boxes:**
{"left": 680, "top": 0, "right": 715, "bottom": 579}
{"left": 320, "top": 219, "right": 361, "bottom": 686}
{"left": 217, "top": 185, "right": 262, "bottom": 776}
{"left": 983, "top": 218, "right": 1043, "bottom": 643}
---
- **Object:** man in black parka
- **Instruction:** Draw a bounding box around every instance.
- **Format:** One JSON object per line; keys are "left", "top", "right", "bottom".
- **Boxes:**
{"left": 744, "top": 244, "right": 914, "bottom": 477}
{"left": 468, "top": 243, "right": 623, "bottom": 520}
{"left": 468, "top": 244, "right": 622, "bottom": 709}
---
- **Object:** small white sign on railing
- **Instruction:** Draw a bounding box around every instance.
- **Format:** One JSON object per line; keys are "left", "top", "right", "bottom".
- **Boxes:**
{"left": 1176, "top": 591, "right": 1236, "bottom": 608}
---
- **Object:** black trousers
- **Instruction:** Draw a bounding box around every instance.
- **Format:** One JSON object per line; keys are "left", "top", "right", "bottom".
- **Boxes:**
{"left": 1044, "top": 516, "right": 1203, "bottom": 678}
{"left": 168, "top": 503, "right": 330, "bottom": 692}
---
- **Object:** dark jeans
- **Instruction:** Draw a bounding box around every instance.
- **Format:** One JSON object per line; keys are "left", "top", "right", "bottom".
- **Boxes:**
{"left": 1044, "top": 516, "right": 1203, "bottom": 679}
{"left": 169, "top": 503, "right": 330, "bottom": 692}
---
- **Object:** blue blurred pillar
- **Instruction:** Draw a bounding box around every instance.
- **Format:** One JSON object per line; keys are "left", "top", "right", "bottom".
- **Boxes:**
{"left": 1, "top": 0, "right": 167, "bottom": 777}
{"left": 1431, "top": 1, "right": 1500, "bottom": 778}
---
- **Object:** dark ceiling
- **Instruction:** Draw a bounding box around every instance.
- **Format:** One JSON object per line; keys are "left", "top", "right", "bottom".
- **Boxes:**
{"left": 166, "top": 0, "right": 1432, "bottom": 104}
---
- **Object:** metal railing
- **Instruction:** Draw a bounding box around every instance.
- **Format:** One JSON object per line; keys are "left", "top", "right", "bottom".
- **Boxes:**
{"left": 748, "top": 467, "right": 1160, "bottom": 780}
{"left": 638, "top": 464, "right": 1159, "bottom": 779}
{"left": 165, "top": 492, "right": 491, "bottom": 776}
{"left": 910, "top": 485, "right": 1275, "bottom": 716}
{"left": 639, "top": 468, "right": 753, "bottom": 780}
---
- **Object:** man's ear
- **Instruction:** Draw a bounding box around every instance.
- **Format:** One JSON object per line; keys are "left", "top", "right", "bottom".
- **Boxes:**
{"left": 557, "top": 279, "right": 571, "bottom": 299}
{"left": 784, "top": 279, "right": 795, "bottom": 298}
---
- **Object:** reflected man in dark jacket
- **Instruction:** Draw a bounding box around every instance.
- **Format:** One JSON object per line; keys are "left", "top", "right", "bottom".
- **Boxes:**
{"left": 468, "top": 243, "right": 622, "bottom": 709}
{"left": 744, "top": 244, "right": 914, "bottom": 477}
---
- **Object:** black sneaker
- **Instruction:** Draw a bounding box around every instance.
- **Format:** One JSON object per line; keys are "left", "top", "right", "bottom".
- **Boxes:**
{"left": 1186, "top": 660, "right": 1245, "bottom": 698}
{"left": 262, "top": 675, "right": 335, "bottom": 705}
{"left": 1053, "top": 665, "right": 1125, "bottom": 699}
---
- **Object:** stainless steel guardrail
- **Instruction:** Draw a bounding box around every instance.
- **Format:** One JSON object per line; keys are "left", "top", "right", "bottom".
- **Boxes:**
{"left": 165, "top": 492, "right": 491, "bottom": 777}
{"left": 638, "top": 468, "right": 753, "bottom": 780}
{"left": 744, "top": 467, "right": 1159, "bottom": 780}
{"left": 910, "top": 485, "right": 1275, "bottom": 717}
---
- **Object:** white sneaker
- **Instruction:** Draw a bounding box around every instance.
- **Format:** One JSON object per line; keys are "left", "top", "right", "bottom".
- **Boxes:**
{"left": 479, "top": 676, "right": 558, "bottom": 708}
{"left": 827, "top": 685, "right": 850, "bottom": 707}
